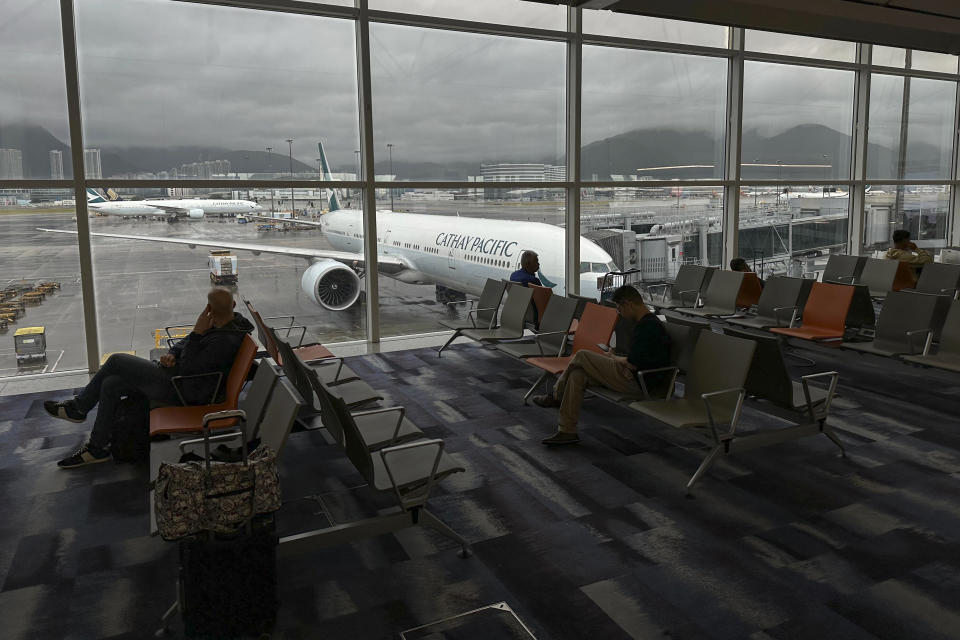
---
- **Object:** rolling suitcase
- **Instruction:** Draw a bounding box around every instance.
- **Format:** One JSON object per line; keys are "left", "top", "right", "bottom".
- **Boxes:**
{"left": 110, "top": 392, "right": 150, "bottom": 463}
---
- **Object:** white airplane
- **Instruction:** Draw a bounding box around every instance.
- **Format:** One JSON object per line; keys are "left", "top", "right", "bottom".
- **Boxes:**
{"left": 777, "top": 188, "right": 848, "bottom": 201}
{"left": 43, "top": 145, "right": 617, "bottom": 311}
{"left": 85, "top": 188, "right": 262, "bottom": 221}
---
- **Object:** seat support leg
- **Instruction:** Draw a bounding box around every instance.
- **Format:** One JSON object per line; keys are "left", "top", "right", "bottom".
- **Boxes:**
{"left": 686, "top": 445, "right": 723, "bottom": 495}
{"left": 522, "top": 372, "right": 548, "bottom": 405}
{"left": 436, "top": 330, "right": 462, "bottom": 357}
{"left": 419, "top": 508, "right": 473, "bottom": 558}
{"left": 821, "top": 422, "right": 846, "bottom": 457}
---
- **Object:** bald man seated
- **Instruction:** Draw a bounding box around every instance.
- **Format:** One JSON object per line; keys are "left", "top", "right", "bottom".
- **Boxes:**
{"left": 46, "top": 288, "right": 254, "bottom": 468}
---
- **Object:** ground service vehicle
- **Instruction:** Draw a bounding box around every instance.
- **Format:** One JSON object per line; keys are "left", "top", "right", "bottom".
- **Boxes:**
{"left": 208, "top": 250, "right": 238, "bottom": 285}
{"left": 15, "top": 326, "right": 46, "bottom": 365}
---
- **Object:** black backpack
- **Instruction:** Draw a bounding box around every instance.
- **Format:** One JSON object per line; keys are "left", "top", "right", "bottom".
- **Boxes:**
{"left": 110, "top": 392, "right": 151, "bottom": 463}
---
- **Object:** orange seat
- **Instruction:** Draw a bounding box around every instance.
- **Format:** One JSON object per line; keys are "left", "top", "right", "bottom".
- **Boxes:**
{"left": 770, "top": 282, "right": 854, "bottom": 341}
{"left": 526, "top": 302, "right": 618, "bottom": 375}
{"left": 149, "top": 335, "right": 257, "bottom": 436}
{"left": 736, "top": 272, "right": 763, "bottom": 308}
{"left": 529, "top": 283, "right": 553, "bottom": 325}
{"left": 892, "top": 260, "right": 919, "bottom": 292}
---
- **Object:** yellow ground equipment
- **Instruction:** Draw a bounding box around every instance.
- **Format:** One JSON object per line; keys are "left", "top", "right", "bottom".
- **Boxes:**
{"left": 15, "top": 326, "right": 46, "bottom": 364}
{"left": 208, "top": 250, "right": 238, "bottom": 285}
{"left": 100, "top": 351, "right": 135, "bottom": 365}
{"left": 36, "top": 281, "right": 61, "bottom": 294}
{"left": 21, "top": 291, "right": 44, "bottom": 305}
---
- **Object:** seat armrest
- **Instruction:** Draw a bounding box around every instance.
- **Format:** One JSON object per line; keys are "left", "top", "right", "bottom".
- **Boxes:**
{"left": 164, "top": 324, "right": 193, "bottom": 338}
{"left": 312, "top": 356, "right": 348, "bottom": 381}
{"left": 275, "top": 324, "right": 308, "bottom": 347}
{"left": 170, "top": 371, "right": 223, "bottom": 405}
{"left": 701, "top": 388, "right": 746, "bottom": 441}
{"left": 534, "top": 329, "right": 574, "bottom": 356}
{"left": 772, "top": 306, "right": 798, "bottom": 327}
{"left": 830, "top": 275, "right": 856, "bottom": 284}
{"left": 466, "top": 306, "right": 498, "bottom": 329}
{"left": 264, "top": 315, "right": 296, "bottom": 329}
{"left": 904, "top": 329, "right": 933, "bottom": 356}
{"left": 677, "top": 289, "right": 699, "bottom": 307}
{"left": 636, "top": 366, "right": 679, "bottom": 400}
{"left": 799, "top": 371, "right": 839, "bottom": 421}
{"left": 445, "top": 299, "right": 477, "bottom": 309}
{"left": 938, "top": 287, "right": 959, "bottom": 300}
{"left": 379, "top": 438, "right": 445, "bottom": 510}
{"left": 177, "top": 429, "right": 242, "bottom": 452}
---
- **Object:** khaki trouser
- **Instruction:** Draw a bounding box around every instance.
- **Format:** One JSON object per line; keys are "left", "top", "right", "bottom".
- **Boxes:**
{"left": 553, "top": 350, "right": 642, "bottom": 434}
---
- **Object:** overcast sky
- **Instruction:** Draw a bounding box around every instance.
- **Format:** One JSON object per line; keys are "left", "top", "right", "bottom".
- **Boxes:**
{"left": 1, "top": 0, "right": 956, "bottom": 174}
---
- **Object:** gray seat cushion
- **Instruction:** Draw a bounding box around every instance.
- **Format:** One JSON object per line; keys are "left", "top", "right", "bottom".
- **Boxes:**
{"left": 901, "top": 353, "right": 960, "bottom": 372}
{"left": 627, "top": 398, "right": 711, "bottom": 428}
{"left": 328, "top": 379, "right": 382, "bottom": 408}
{"left": 355, "top": 412, "right": 423, "bottom": 450}
{"left": 461, "top": 327, "right": 525, "bottom": 341}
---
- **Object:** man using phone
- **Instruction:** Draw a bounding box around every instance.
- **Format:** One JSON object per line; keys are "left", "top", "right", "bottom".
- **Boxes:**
{"left": 885, "top": 229, "right": 932, "bottom": 274}
{"left": 534, "top": 285, "right": 671, "bottom": 445}
{"left": 44, "top": 287, "right": 253, "bottom": 468}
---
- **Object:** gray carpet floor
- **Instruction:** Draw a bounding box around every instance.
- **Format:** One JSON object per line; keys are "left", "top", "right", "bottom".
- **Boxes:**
{"left": 1, "top": 341, "right": 959, "bottom": 639}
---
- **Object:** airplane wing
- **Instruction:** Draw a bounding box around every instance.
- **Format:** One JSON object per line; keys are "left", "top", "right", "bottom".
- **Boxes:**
{"left": 245, "top": 214, "right": 324, "bottom": 228}
{"left": 37, "top": 227, "right": 408, "bottom": 273}
{"left": 148, "top": 204, "right": 190, "bottom": 217}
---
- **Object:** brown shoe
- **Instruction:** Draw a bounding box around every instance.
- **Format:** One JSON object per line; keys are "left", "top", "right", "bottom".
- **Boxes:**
{"left": 532, "top": 394, "right": 560, "bottom": 408}
{"left": 541, "top": 431, "right": 580, "bottom": 446}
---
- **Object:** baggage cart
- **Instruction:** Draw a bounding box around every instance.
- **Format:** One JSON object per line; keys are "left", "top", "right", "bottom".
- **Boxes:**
{"left": 15, "top": 326, "right": 46, "bottom": 365}
{"left": 208, "top": 250, "right": 238, "bottom": 285}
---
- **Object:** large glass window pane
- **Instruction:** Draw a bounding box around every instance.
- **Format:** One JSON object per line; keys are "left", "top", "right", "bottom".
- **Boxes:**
{"left": 873, "top": 45, "right": 906, "bottom": 68}
{"left": 0, "top": 0, "right": 72, "bottom": 179}
{"left": 582, "top": 12, "right": 728, "bottom": 47}
{"left": 370, "top": 24, "right": 565, "bottom": 181}
{"left": 76, "top": 0, "right": 359, "bottom": 180}
{"left": 739, "top": 184, "right": 849, "bottom": 277}
{"left": 741, "top": 62, "right": 854, "bottom": 180}
{"left": 868, "top": 75, "right": 956, "bottom": 180}
{"left": 911, "top": 50, "right": 958, "bottom": 74}
{"left": 746, "top": 31, "right": 855, "bottom": 62}
{"left": 0, "top": 191, "right": 88, "bottom": 377}
{"left": 584, "top": 186, "right": 725, "bottom": 286}
{"left": 376, "top": 188, "right": 568, "bottom": 339}
{"left": 581, "top": 47, "right": 727, "bottom": 181}
{"left": 863, "top": 185, "right": 951, "bottom": 258}
{"left": 370, "top": 0, "right": 566, "bottom": 30}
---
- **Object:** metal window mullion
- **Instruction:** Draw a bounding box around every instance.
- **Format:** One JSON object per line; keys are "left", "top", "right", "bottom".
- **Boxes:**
{"left": 722, "top": 28, "right": 744, "bottom": 269}
{"left": 59, "top": 0, "right": 99, "bottom": 374}
{"left": 356, "top": 0, "right": 378, "bottom": 344}
{"left": 950, "top": 77, "right": 960, "bottom": 246}
{"left": 848, "top": 43, "right": 871, "bottom": 256}
{"left": 565, "top": 6, "right": 582, "bottom": 295}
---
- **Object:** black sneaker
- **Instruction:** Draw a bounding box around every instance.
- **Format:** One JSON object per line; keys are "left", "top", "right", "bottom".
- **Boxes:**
{"left": 57, "top": 443, "right": 110, "bottom": 468}
{"left": 44, "top": 399, "right": 86, "bottom": 423}
{"left": 541, "top": 431, "right": 580, "bottom": 446}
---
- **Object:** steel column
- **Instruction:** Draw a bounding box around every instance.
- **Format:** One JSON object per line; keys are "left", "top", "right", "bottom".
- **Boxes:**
{"left": 848, "top": 43, "right": 872, "bottom": 256}
{"left": 565, "top": 7, "right": 582, "bottom": 295}
{"left": 355, "top": 0, "right": 379, "bottom": 344}
{"left": 721, "top": 28, "right": 744, "bottom": 269}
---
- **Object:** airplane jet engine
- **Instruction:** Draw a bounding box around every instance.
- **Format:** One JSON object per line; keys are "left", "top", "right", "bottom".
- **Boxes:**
{"left": 186, "top": 209, "right": 204, "bottom": 219}
{"left": 301, "top": 259, "right": 362, "bottom": 311}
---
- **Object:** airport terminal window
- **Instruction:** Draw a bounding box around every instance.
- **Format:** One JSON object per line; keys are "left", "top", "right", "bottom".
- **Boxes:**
{"left": 0, "top": 191, "right": 88, "bottom": 375}
{"left": 369, "top": 23, "right": 565, "bottom": 181}
{"left": 581, "top": 11, "right": 728, "bottom": 48}
{"left": 910, "top": 50, "right": 959, "bottom": 74}
{"left": 738, "top": 185, "right": 850, "bottom": 277}
{"left": 745, "top": 30, "right": 856, "bottom": 63}
{"left": 741, "top": 62, "right": 855, "bottom": 181}
{"left": 370, "top": 0, "right": 566, "bottom": 31}
{"left": 581, "top": 46, "right": 727, "bottom": 181}
{"left": 868, "top": 75, "right": 957, "bottom": 180}
{"left": 582, "top": 186, "right": 725, "bottom": 282}
{"left": 872, "top": 46, "right": 906, "bottom": 68}
{"left": 862, "top": 185, "right": 951, "bottom": 258}
{"left": 75, "top": 0, "right": 360, "bottom": 181}
{"left": 376, "top": 188, "right": 567, "bottom": 339}
{"left": 0, "top": 0, "right": 72, "bottom": 180}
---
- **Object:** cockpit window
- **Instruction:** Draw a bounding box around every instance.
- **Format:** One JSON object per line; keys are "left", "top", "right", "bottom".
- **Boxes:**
{"left": 580, "top": 261, "right": 614, "bottom": 274}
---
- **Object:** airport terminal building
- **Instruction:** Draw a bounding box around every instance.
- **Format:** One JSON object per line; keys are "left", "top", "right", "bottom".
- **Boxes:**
{"left": 1, "top": 1, "right": 960, "bottom": 638}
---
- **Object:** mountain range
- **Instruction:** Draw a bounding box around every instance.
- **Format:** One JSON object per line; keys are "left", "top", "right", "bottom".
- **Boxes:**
{"left": 0, "top": 123, "right": 946, "bottom": 181}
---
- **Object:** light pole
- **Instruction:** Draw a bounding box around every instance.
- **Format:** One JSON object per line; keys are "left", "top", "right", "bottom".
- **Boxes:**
{"left": 753, "top": 158, "right": 759, "bottom": 210}
{"left": 777, "top": 160, "right": 783, "bottom": 210}
{"left": 286, "top": 138, "right": 295, "bottom": 216}
{"left": 387, "top": 143, "right": 394, "bottom": 211}
{"left": 243, "top": 154, "right": 250, "bottom": 201}
{"left": 822, "top": 154, "right": 828, "bottom": 196}
{"left": 266, "top": 147, "right": 273, "bottom": 212}
{"left": 354, "top": 150, "right": 361, "bottom": 203}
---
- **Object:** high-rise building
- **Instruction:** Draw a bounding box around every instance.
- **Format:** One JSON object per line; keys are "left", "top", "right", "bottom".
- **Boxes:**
{"left": 0, "top": 148, "right": 24, "bottom": 179}
{"left": 49, "top": 150, "right": 64, "bottom": 179}
{"left": 83, "top": 148, "right": 102, "bottom": 179}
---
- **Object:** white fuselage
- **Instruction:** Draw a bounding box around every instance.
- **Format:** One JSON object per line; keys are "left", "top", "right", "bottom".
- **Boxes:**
{"left": 320, "top": 209, "right": 616, "bottom": 299}
{"left": 89, "top": 199, "right": 262, "bottom": 218}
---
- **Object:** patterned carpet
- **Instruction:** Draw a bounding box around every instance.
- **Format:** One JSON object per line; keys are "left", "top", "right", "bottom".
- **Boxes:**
{"left": 1, "top": 341, "right": 960, "bottom": 639}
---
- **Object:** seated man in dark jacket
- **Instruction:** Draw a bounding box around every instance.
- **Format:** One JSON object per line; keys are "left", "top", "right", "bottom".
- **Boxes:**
{"left": 45, "top": 287, "right": 254, "bottom": 468}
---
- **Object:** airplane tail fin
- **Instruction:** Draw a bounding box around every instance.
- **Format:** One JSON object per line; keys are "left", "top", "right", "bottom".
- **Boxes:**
{"left": 86, "top": 188, "right": 107, "bottom": 204}
{"left": 317, "top": 141, "right": 341, "bottom": 212}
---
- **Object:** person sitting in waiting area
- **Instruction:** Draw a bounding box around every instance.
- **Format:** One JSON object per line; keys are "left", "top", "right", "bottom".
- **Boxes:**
{"left": 510, "top": 251, "right": 543, "bottom": 288}
{"left": 45, "top": 288, "right": 254, "bottom": 468}
{"left": 534, "top": 285, "right": 671, "bottom": 446}
{"left": 885, "top": 229, "right": 932, "bottom": 273}
{"left": 730, "top": 257, "right": 764, "bottom": 288}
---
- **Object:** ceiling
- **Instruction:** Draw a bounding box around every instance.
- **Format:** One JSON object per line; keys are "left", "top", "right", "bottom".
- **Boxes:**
{"left": 530, "top": 0, "right": 960, "bottom": 54}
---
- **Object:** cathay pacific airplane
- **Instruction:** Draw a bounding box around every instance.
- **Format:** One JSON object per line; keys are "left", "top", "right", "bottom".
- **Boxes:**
{"left": 43, "top": 145, "right": 616, "bottom": 310}
{"left": 85, "top": 188, "right": 262, "bottom": 221}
